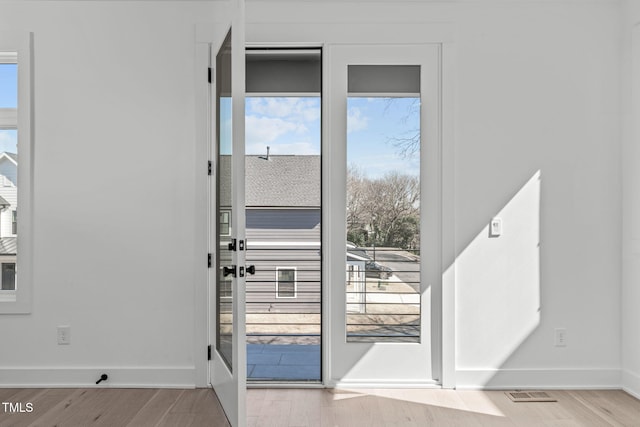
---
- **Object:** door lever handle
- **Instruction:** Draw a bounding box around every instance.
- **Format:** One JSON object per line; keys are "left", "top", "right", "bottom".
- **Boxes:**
{"left": 246, "top": 265, "right": 256, "bottom": 275}
{"left": 222, "top": 265, "right": 236, "bottom": 278}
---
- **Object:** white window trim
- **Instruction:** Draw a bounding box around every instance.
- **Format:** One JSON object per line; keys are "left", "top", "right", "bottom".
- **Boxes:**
{"left": 0, "top": 31, "right": 33, "bottom": 314}
{"left": 275, "top": 266, "right": 297, "bottom": 299}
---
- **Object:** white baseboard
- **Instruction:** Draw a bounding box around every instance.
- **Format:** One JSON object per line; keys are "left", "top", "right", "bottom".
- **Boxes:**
{"left": 0, "top": 367, "right": 196, "bottom": 388}
{"left": 455, "top": 368, "right": 621, "bottom": 390}
{"left": 329, "top": 379, "right": 441, "bottom": 389}
{"left": 622, "top": 369, "right": 640, "bottom": 399}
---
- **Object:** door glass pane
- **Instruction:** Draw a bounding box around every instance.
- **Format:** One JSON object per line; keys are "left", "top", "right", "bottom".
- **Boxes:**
{"left": 244, "top": 95, "right": 322, "bottom": 382}
{"left": 346, "top": 69, "right": 421, "bottom": 342}
{"left": 216, "top": 30, "right": 233, "bottom": 370}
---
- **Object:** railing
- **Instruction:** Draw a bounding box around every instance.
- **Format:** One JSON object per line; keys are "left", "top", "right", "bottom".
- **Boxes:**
{"left": 346, "top": 247, "right": 421, "bottom": 343}
{"left": 245, "top": 244, "right": 322, "bottom": 381}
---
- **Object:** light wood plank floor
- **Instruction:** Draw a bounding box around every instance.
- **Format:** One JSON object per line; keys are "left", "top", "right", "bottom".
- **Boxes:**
{"left": 1, "top": 387, "right": 640, "bottom": 426}
{"left": 248, "top": 388, "right": 640, "bottom": 427}
{"left": 0, "top": 388, "right": 230, "bottom": 427}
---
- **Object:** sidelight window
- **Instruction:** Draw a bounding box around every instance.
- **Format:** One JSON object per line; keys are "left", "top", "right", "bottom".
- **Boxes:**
{"left": 346, "top": 65, "right": 422, "bottom": 343}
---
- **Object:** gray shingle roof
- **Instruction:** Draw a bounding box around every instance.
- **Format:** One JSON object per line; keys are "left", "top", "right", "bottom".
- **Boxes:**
{"left": 218, "top": 155, "right": 320, "bottom": 208}
{"left": 246, "top": 155, "right": 320, "bottom": 207}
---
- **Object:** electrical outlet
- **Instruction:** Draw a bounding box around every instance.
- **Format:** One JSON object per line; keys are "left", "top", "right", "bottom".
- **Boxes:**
{"left": 57, "top": 325, "right": 71, "bottom": 345}
{"left": 554, "top": 328, "right": 567, "bottom": 347}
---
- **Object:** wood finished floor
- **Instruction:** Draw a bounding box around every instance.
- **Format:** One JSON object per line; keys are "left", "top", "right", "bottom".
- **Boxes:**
{"left": 1, "top": 388, "right": 640, "bottom": 426}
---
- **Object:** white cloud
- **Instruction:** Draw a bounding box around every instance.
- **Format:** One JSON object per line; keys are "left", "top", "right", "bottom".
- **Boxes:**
{"left": 347, "top": 107, "right": 369, "bottom": 133}
{"left": 247, "top": 97, "right": 320, "bottom": 123}
{"left": 244, "top": 97, "right": 320, "bottom": 154}
{"left": 245, "top": 115, "right": 307, "bottom": 145}
{"left": 350, "top": 151, "right": 419, "bottom": 179}
{"left": 0, "top": 130, "right": 17, "bottom": 153}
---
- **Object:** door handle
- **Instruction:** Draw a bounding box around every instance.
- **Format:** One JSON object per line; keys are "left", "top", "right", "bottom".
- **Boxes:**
{"left": 222, "top": 265, "right": 236, "bottom": 278}
{"left": 246, "top": 265, "right": 256, "bottom": 275}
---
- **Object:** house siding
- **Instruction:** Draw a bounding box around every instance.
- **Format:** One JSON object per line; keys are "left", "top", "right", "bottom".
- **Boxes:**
{"left": 246, "top": 208, "right": 320, "bottom": 242}
{"left": 246, "top": 208, "right": 321, "bottom": 314}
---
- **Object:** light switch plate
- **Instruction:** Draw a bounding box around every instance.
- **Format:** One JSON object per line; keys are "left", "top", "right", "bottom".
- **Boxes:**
{"left": 57, "top": 325, "right": 71, "bottom": 345}
{"left": 490, "top": 217, "right": 502, "bottom": 237}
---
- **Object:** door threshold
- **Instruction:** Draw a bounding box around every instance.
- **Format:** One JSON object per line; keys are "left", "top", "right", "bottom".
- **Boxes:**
{"left": 247, "top": 381, "right": 325, "bottom": 389}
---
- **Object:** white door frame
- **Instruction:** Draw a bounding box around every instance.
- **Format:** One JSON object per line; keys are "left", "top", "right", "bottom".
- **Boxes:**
{"left": 195, "top": 21, "right": 455, "bottom": 391}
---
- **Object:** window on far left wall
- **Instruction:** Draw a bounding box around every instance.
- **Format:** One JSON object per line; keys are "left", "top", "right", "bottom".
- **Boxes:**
{"left": 0, "top": 31, "right": 33, "bottom": 313}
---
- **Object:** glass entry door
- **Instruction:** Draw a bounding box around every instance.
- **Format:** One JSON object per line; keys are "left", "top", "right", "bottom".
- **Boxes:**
{"left": 209, "top": 1, "right": 247, "bottom": 425}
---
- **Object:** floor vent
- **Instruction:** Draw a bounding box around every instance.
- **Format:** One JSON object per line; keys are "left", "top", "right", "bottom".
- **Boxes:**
{"left": 505, "top": 391, "right": 557, "bottom": 403}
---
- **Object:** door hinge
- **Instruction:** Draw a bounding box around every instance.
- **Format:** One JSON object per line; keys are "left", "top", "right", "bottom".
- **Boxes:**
{"left": 208, "top": 67, "right": 212, "bottom": 84}
{"left": 208, "top": 161, "right": 212, "bottom": 176}
{"left": 207, "top": 345, "right": 211, "bottom": 360}
{"left": 208, "top": 253, "right": 212, "bottom": 268}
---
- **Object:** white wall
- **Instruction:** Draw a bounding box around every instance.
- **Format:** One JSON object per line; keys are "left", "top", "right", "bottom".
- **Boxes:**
{"left": 0, "top": 0, "right": 213, "bottom": 386}
{"left": 0, "top": 0, "right": 624, "bottom": 390}
{"left": 622, "top": 0, "right": 640, "bottom": 399}
{"left": 450, "top": 1, "right": 622, "bottom": 389}
{"left": 245, "top": 0, "right": 623, "bottom": 389}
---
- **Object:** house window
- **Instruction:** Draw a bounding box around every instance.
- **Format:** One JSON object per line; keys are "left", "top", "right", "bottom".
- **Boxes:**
{"left": 276, "top": 267, "right": 296, "bottom": 298}
{"left": 1, "top": 263, "right": 15, "bottom": 291}
{"left": 219, "top": 210, "right": 230, "bottom": 236}
{"left": 0, "top": 31, "right": 33, "bottom": 313}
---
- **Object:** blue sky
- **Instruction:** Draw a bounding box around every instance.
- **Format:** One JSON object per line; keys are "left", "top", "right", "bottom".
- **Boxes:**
{"left": 242, "top": 96, "right": 420, "bottom": 179}
{"left": 0, "top": 63, "right": 18, "bottom": 154}
{"left": 347, "top": 97, "right": 420, "bottom": 179}
{"left": 0, "top": 64, "right": 17, "bottom": 108}
{"left": 0, "top": 130, "right": 17, "bottom": 154}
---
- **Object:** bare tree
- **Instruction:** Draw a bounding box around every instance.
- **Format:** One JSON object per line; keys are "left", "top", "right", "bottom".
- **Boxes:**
{"left": 347, "top": 168, "right": 420, "bottom": 249}
{"left": 383, "top": 98, "right": 421, "bottom": 158}
{"left": 346, "top": 165, "right": 365, "bottom": 229}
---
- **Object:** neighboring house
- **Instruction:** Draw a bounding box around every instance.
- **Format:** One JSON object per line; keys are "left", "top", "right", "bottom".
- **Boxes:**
{"left": 244, "top": 155, "right": 321, "bottom": 314}
{"left": 222, "top": 154, "right": 390, "bottom": 315}
{"left": 0, "top": 152, "right": 17, "bottom": 291}
{"left": 218, "top": 154, "right": 321, "bottom": 314}
{"left": 346, "top": 249, "right": 367, "bottom": 314}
